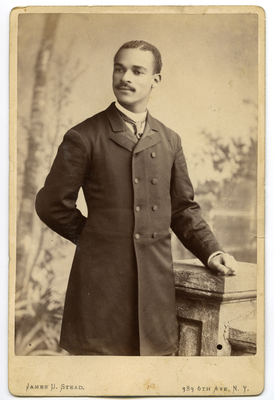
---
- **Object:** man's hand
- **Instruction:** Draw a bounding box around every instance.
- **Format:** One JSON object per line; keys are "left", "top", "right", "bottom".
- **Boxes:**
{"left": 208, "top": 253, "right": 238, "bottom": 276}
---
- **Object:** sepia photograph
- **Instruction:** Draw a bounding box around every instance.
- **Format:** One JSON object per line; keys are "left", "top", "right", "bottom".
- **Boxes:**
{"left": 8, "top": 5, "right": 265, "bottom": 397}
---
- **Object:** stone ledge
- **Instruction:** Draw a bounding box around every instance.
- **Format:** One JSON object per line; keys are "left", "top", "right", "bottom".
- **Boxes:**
{"left": 174, "top": 259, "right": 257, "bottom": 299}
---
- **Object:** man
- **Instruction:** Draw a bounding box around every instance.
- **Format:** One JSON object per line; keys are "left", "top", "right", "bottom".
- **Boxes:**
{"left": 36, "top": 40, "right": 237, "bottom": 356}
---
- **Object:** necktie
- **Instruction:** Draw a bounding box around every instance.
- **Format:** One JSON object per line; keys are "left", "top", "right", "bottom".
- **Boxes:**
{"left": 120, "top": 113, "right": 146, "bottom": 140}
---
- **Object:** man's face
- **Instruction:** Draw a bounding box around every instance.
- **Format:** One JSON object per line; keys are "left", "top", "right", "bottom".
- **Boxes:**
{"left": 112, "top": 48, "right": 161, "bottom": 113}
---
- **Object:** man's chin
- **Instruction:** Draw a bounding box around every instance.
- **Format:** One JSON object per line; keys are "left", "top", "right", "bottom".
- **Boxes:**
{"left": 115, "top": 97, "right": 133, "bottom": 107}
{"left": 115, "top": 92, "right": 133, "bottom": 101}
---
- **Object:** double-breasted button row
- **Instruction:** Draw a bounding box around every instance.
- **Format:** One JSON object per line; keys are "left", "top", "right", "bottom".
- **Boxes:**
{"left": 133, "top": 151, "right": 158, "bottom": 242}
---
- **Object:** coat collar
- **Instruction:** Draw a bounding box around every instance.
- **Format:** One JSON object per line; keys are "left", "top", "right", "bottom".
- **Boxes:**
{"left": 105, "top": 102, "right": 161, "bottom": 153}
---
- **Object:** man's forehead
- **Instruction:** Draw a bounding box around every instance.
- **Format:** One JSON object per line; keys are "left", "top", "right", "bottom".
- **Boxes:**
{"left": 114, "top": 48, "right": 154, "bottom": 68}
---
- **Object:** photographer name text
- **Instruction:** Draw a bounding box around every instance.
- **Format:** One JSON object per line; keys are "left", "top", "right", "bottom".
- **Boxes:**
{"left": 26, "top": 383, "right": 84, "bottom": 392}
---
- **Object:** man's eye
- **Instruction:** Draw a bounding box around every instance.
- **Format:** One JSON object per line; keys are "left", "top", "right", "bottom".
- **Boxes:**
{"left": 115, "top": 68, "right": 122, "bottom": 72}
{"left": 134, "top": 71, "right": 142, "bottom": 75}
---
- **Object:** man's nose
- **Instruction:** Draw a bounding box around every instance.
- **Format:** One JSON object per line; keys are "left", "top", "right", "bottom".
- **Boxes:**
{"left": 121, "top": 70, "right": 132, "bottom": 82}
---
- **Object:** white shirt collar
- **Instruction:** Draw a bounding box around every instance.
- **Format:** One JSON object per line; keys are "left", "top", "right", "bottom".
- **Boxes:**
{"left": 115, "top": 101, "right": 147, "bottom": 123}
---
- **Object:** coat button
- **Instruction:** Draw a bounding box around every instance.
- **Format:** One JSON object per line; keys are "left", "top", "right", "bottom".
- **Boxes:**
{"left": 151, "top": 152, "right": 156, "bottom": 158}
{"left": 135, "top": 206, "right": 140, "bottom": 212}
{"left": 134, "top": 178, "right": 139, "bottom": 184}
{"left": 151, "top": 178, "right": 157, "bottom": 185}
{"left": 152, "top": 205, "right": 158, "bottom": 211}
{"left": 152, "top": 232, "right": 157, "bottom": 238}
{"left": 135, "top": 233, "right": 140, "bottom": 239}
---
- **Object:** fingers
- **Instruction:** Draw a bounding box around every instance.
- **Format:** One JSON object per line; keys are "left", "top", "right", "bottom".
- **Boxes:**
{"left": 221, "top": 253, "right": 238, "bottom": 275}
{"left": 216, "top": 266, "right": 235, "bottom": 276}
{"left": 216, "top": 265, "right": 234, "bottom": 276}
{"left": 208, "top": 253, "right": 238, "bottom": 276}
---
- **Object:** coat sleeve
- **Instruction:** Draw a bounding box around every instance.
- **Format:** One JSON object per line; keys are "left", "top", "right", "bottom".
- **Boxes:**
{"left": 170, "top": 135, "right": 223, "bottom": 266}
{"left": 35, "top": 129, "right": 90, "bottom": 244}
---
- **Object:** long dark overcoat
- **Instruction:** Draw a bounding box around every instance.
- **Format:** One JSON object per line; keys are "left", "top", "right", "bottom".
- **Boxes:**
{"left": 36, "top": 102, "right": 222, "bottom": 356}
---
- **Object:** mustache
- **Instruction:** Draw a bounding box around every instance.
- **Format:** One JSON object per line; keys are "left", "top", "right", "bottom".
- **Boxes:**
{"left": 115, "top": 84, "right": 135, "bottom": 92}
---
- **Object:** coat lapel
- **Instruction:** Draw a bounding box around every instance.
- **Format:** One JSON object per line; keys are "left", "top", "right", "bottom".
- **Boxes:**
{"left": 105, "top": 102, "right": 161, "bottom": 153}
{"left": 106, "top": 103, "right": 136, "bottom": 152}
{"left": 133, "top": 114, "right": 161, "bottom": 154}
{"left": 109, "top": 131, "right": 136, "bottom": 152}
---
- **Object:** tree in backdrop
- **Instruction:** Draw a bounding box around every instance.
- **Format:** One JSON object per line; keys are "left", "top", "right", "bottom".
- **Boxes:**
{"left": 16, "top": 14, "right": 85, "bottom": 355}
{"left": 17, "top": 14, "right": 59, "bottom": 295}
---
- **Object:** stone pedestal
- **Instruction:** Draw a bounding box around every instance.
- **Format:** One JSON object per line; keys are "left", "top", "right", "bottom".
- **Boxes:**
{"left": 174, "top": 259, "right": 257, "bottom": 356}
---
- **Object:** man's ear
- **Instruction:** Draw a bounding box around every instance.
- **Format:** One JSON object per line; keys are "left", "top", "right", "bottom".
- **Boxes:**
{"left": 151, "top": 74, "right": 161, "bottom": 88}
